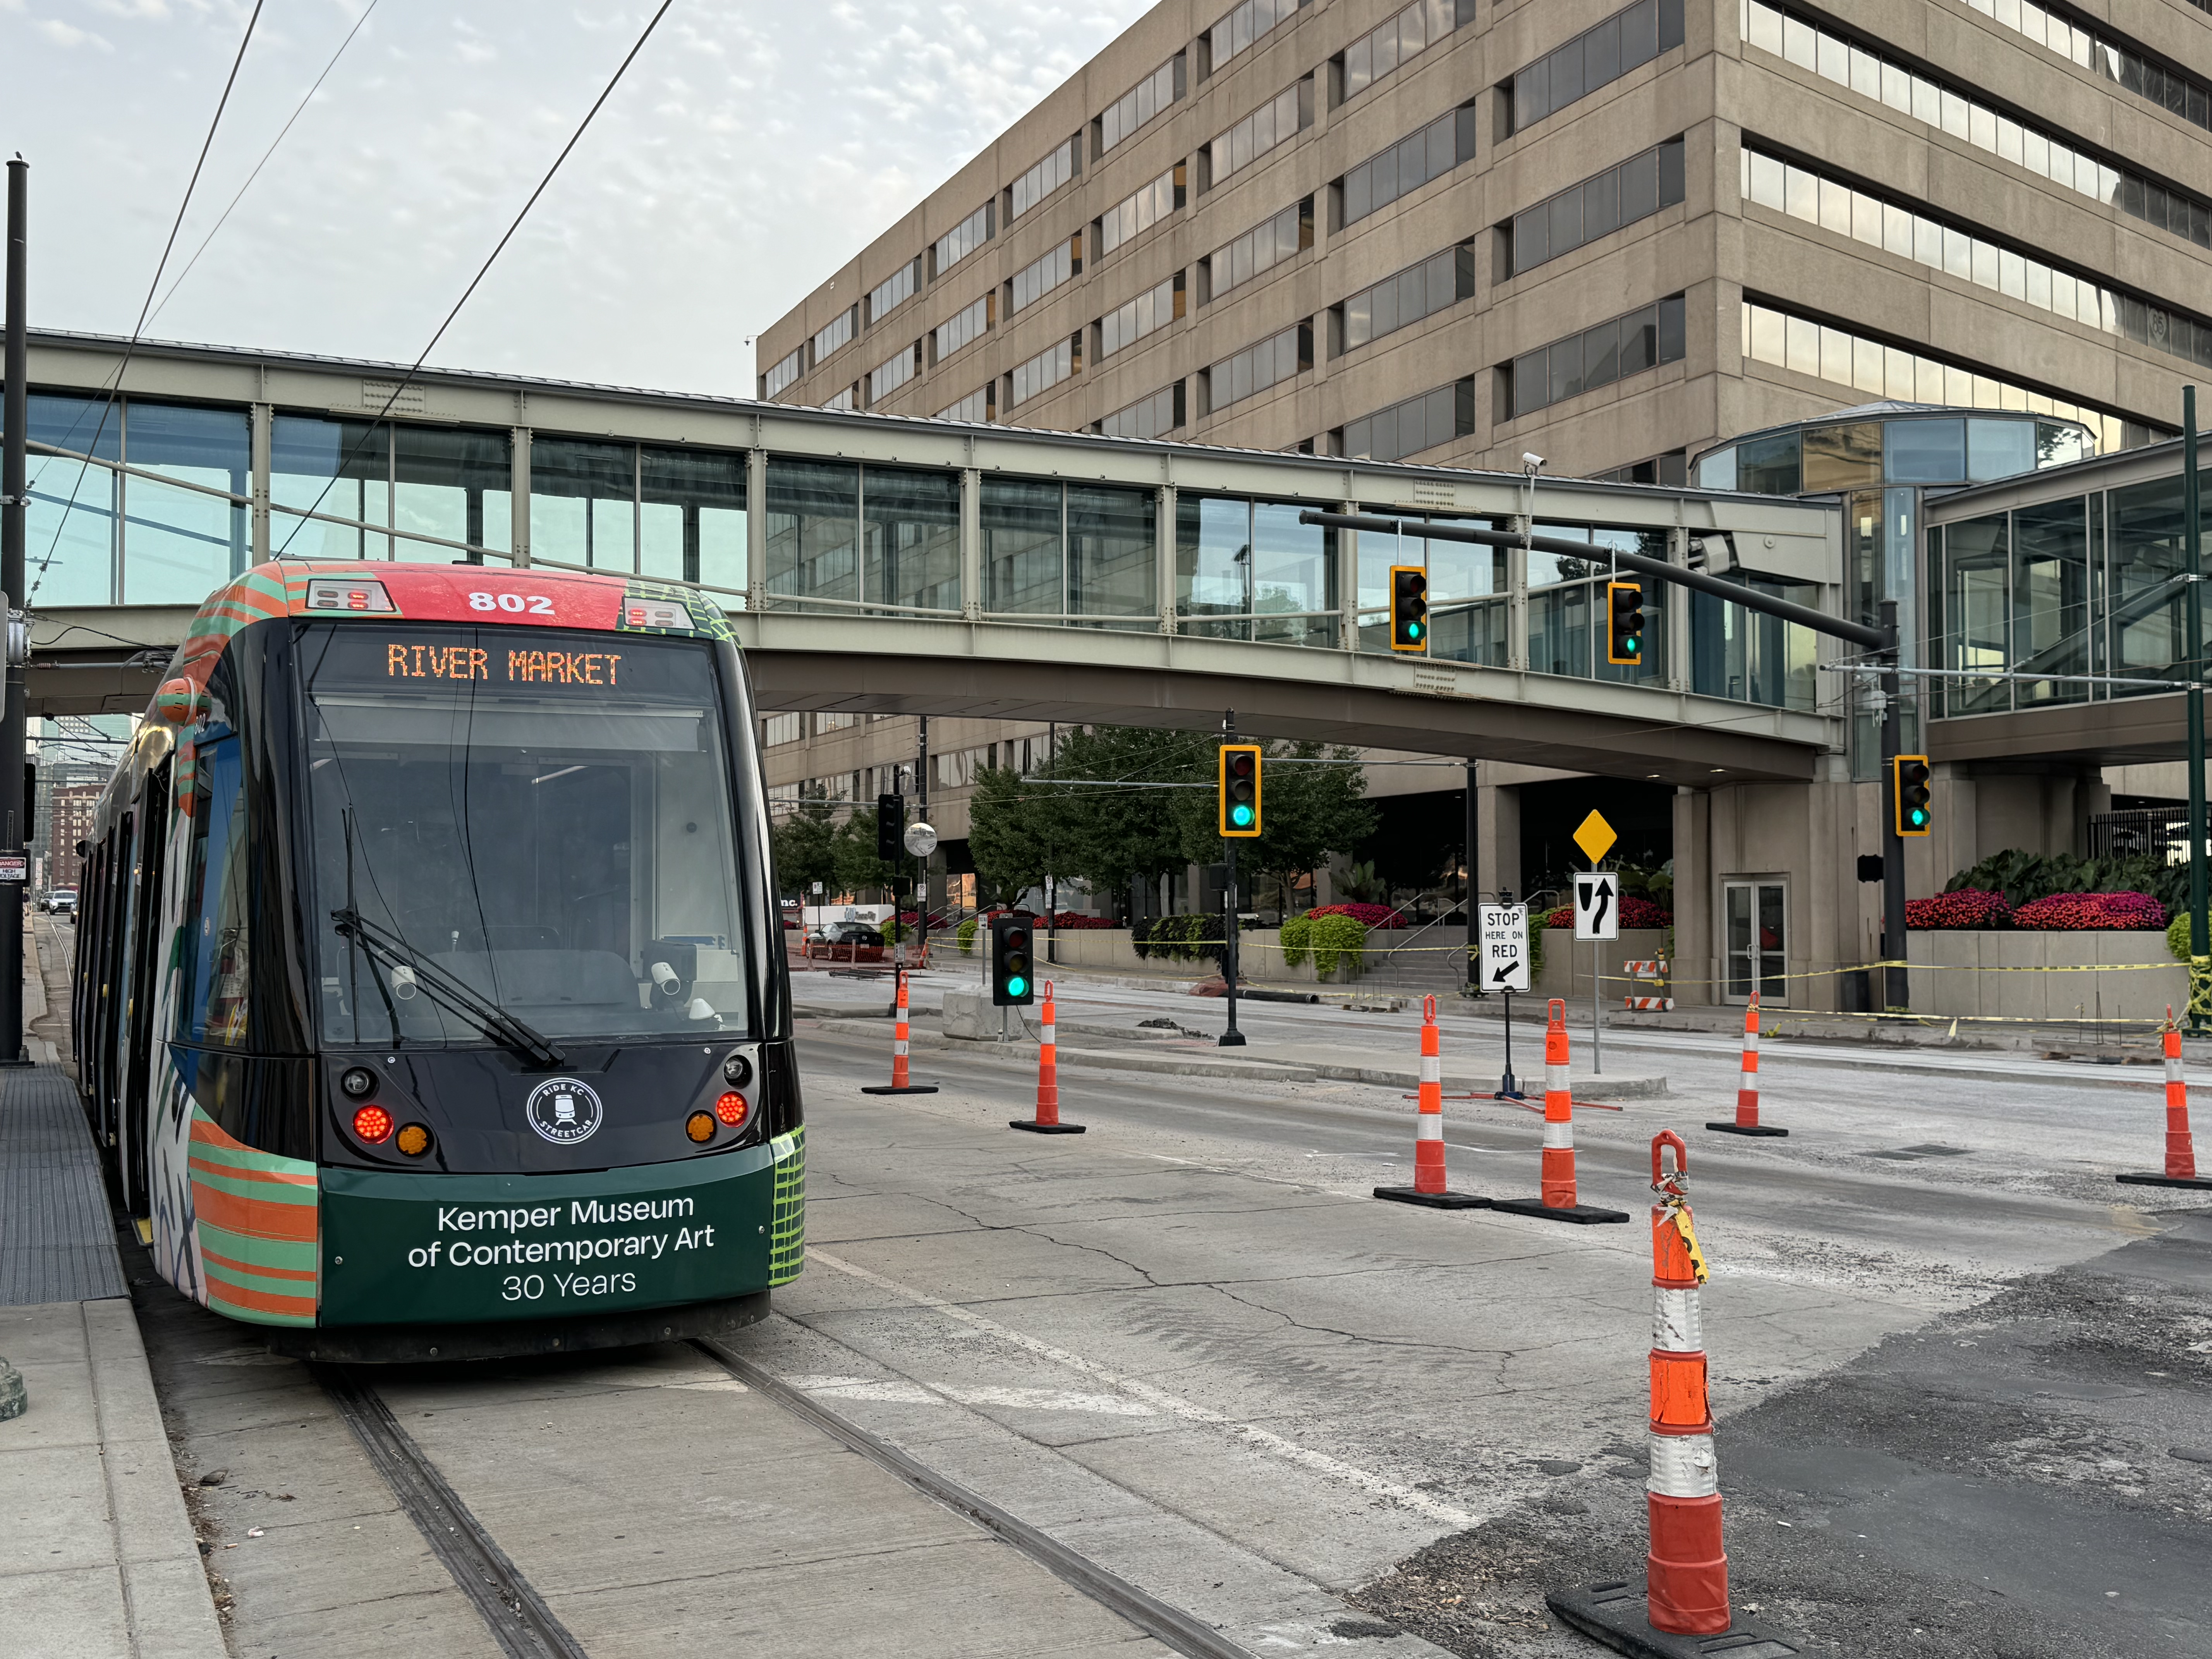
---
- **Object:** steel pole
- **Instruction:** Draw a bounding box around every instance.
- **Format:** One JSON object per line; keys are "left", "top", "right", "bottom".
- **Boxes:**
{"left": 916, "top": 716, "right": 929, "bottom": 967}
{"left": 2186, "top": 387, "right": 2206, "bottom": 1031}
{"left": 1219, "top": 709, "right": 1244, "bottom": 1046}
{"left": 1, "top": 159, "right": 29, "bottom": 1068}
{"left": 1879, "top": 599, "right": 1908, "bottom": 1013}
{"left": 1465, "top": 759, "right": 1481, "bottom": 997}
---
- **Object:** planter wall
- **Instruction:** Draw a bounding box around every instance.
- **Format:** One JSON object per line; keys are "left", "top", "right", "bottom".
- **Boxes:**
{"left": 1904, "top": 931, "right": 2182, "bottom": 1022}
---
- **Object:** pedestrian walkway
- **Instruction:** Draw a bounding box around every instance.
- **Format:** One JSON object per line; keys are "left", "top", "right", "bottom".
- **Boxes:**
{"left": 0, "top": 1064, "right": 126, "bottom": 1307}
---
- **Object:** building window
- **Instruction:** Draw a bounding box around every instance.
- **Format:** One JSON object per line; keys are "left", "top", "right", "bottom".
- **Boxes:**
{"left": 274, "top": 414, "right": 510, "bottom": 572}
{"left": 1099, "top": 276, "right": 1184, "bottom": 358}
{"left": 762, "top": 349, "right": 802, "bottom": 399}
{"left": 762, "top": 713, "right": 805, "bottom": 746}
{"left": 1506, "top": 138, "right": 1685, "bottom": 276}
{"left": 1333, "top": 245, "right": 1474, "bottom": 356}
{"left": 1589, "top": 451, "right": 1689, "bottom": 487}
{"left": 824, "top": 385, "right": 857, "bottom": 412}
{"left": 1509, "top": 0, "right": 1685, "bottom": 134}
{"left": 1203, "top": 78, "right": 1312, "bottom": 190}
{"left": 1333, "top": 103, "right": 1477, "bottom": 230}
{"left": 1501, "top": 294, "right": 1686, "bottom": 420}
{"left": 981, "top": 477, "right": 1156, "bottom": 626}
{"left": 1200, "top": 199, "right": 1312, "bottom": 303}
{"left": 1009, "top": 337, "right": 1079, "bottom": 408}
{"left": 1334, "top": 0, "right": 1476, "bottom": 106}
{"left": 531, "top": 437, "right": 745, "bottom": 589}
{"left": 1739, "top": 146, "right": 2212, "bottom": 374}
{"left": 1010, "top": 236, "right": 1082, "bottom": 315}
{"left": 867, "top": 258, "right": 921, "bottom": 325}
{"left": 1176, "top": 495, "right": 1335, "bottom": 646}
{"left": 1203, "top": 0, "right": 1308, "bottom": 77}
{"left": 1099, "top": 53, "right": 1183, "bottom": 153}
{"left": 1011, "top": 137, "right": 1080, "bottom": 221}
{"left": 932, "top": 202, "right": 995, "bottom": 278}
{"left": 764, "top": 460, "right": 960, "bottom": 614}
{"left": 1097, "top": 383, "right": 1186, "bottom": 441}
{"left": 1946, "top": 0, "right": 2212, "bottom": 142}
{"left": 867, "top": 342, "right": 922, "bottom": 405}
{"left": 1736, "top": 300, "right": 2143, "bottom": 454}
{"left": 937, "top": 385, "right": 996, "bottom": 424}
{"left": 1200, "top": 322, "right": 1311, "bottom": 416}
{"left": 811, "top": 306, "right": 857, "bottom": 368}
{"left": 1097, "top": 164, "right": 1185, "bottom": 257}
{"left": 1335, "top": 379, "right": 1475, "bottom": 462}
{"left": 1740, "top": 0, "right": 2212, "bottom": 256}
{"left": 932, "top": 294, "right": 994, "bottom": 364}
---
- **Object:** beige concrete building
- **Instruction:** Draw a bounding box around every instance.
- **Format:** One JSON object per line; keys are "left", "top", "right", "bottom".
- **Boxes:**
{"left": 761, "top": 0, "right": 2208, "bottom": 479}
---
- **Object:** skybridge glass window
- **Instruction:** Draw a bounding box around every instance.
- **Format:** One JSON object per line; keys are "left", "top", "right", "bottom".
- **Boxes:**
{"left": 1351, "top": 512, "right": 1509, "bottom": 662}
{"left": 1689, "top": 572, "right": 1819, "bottom": 711}
{"left": 863, "top": 467, "right": 960, "bottom": 614}
{"left": 981, "top": 478, "right": 1155, "bottom": 628}
{"left": 273, "top": 416, "right": 512, "bottom": 568}
{"left": 528, "top": 439, "right": 745, "bottom": 588}
{"left": 10, "top": 394, "right": 119, "bottom": 606}
{"left": 1175, "top": 495, "right": 1334, "bottom": 647}
{"left": 765, "top": 459, "right": 860, "bottom": 611}
{"left": 531, "top": 438, "right": 637, "bottom": 574}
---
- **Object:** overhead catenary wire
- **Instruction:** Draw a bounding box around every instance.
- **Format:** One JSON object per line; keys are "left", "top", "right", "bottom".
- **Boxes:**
{"left": 273, "top": 0, "right": 677, "bottom": 560}
{"left": 29, "top": 0, "right": 267, "bottom": 603}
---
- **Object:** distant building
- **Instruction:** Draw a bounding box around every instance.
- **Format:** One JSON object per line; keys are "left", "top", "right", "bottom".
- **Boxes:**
{"left": 47, "top": 782, "right": 100, "bottom": 892}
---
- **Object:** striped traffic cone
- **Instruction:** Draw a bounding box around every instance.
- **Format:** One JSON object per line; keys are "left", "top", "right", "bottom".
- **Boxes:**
{"left": 1490, "top": 1001, "right": 1628, "bottom": 1224}
{"left": 1375, "top": 996, "right": 1486, "bottom": 1209}
{"left": 1547, "top": 1135, "right": 1795, "bottom": 1654}
{"left": 862, "top": 970, "right": 939, "bottom": 1095}
{"left": 2118, "top": 1007, "right": 2210, "bottom": 1190}
{"left": 1012, "top": 982, "right": 1085, "bottom": 1133}
{"left": 1707, "top": 991, "right": 1786, "bottom": 1137}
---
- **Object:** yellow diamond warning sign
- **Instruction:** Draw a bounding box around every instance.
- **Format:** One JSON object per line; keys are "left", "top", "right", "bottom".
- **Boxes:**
{"left": 1572, "top": 809, "right": 1618, "bottom": 866}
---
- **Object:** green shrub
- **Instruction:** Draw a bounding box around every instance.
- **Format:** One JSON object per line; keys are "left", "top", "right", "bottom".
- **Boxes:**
{"left": 2168, "top": 910, "right": 2205, "bottom": 961}
{"left": 1132, "top": 913, "right": 1223, "bottom": 965}
{"left": 1279, "top": 914, "right": 1314, "bottom": 968}
{"left": 1309, "top": 914, "right": 1366, "bottom": 979}
{"left": 1950, "top": 847, "right": 2182, "bottom": 912}
{"left": 957, "top": 916, "right": 979, "bottom": 955}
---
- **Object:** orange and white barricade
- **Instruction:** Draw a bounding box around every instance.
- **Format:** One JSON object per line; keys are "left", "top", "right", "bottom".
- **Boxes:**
{"left": 1707, "top": 991, "right": 1786, "bottom": 1138}
{"left": 1375, "top": 996, "right": 1486, "bottom": 1210}
{"left": 1489, "top": 1002, "right": 1628, "bottom": 1224}
{"left": 1012, "top": 982, "right": 1085, "bottom": 1134}
{"left": 2118, "top": 1007, "right": 2210, "bottom": 1190}
{"left": 1622, "top": 958, "right": 1673, "bottom": 1012}
{"left": 861, "top": 970, "right": 939, "bottom": 1096}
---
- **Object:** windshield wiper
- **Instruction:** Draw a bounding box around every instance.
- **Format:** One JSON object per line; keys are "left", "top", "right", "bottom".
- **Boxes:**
{"left": 330, "top": 907, "right": 568, "bottom": 1068}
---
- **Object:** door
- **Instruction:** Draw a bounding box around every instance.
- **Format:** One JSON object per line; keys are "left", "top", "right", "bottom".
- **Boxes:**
{"left": 1724, "top": 879, "right": 1787, "bottom": 1005}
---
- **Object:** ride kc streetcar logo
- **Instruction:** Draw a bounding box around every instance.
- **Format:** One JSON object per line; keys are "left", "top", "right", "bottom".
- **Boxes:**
{"left": 526, "top": 1078, "right": 605, "bottom": 1145}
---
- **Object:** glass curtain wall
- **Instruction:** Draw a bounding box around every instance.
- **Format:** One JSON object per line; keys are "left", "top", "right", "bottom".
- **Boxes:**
{"left": 531, "top": 439, "right": 635, "bottom": 572}
{"left": 10, "top": 395, "right": 248, "bottom": 605}
{"left": 764, "top": 460, "right": 960, "bottom": 615}
{"left": 983, "top": 478, "right": 1155, "bottom": 627}
{"left": 1353, "top": 512, "right": 1510, "bottom": 661}
{"left": 275, "top": 417, "right": 512, "bottom": 566}
{"left": 1175, "top": 496, "right": 1333, "bottom": 644}
{"left": 864, "top": 468, "right": 960, "bottom": 613}
{"left": 640, "top": 448, "right": 746, "bottom": 590}
{"left": 1689, "top": 575, "right": 1819, "bottom": 710}
{"left": 1529, "top": 527, "right": 1670, "bottom": 685}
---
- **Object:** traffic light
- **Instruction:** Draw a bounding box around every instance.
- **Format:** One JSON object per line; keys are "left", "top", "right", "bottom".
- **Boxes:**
{"left": 1894, "top": 756, "right": 1932, "bottom": 837}
{"left": 1389, "top": 565, "right": 1428, "bottom": 652}
{"left": 876, "top": 793, "right": 904, "bottom": 862}
{"left": 1218, "top": 743, "right": 1262, "bottom": 838}
{"left": 990, "top": 914, "right": 1035, "bottom": 1006}
{"left": 1606, "top": 580, "right": 1645, "bottom": 665}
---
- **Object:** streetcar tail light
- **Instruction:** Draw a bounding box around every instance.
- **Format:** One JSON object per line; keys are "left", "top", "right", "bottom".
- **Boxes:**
{"left": 352, "top": 1105, "right": 393, "bottom": 1143}
{"left": 395, "top": 1123, "right": 432, "bottom": 1158}
{"left": 714, "top": 1091, "right": 749, "bottom": 1127}
{"left": 685, "top": 1111, "right": 717, "bottom": 1144}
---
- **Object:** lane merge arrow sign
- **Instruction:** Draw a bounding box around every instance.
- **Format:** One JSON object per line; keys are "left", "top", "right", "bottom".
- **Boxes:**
{"left": 1480, "top": 903, "right": 1529, "bottom": 992}
{"left": 1574, "top": 872, "right": 1619, "bottom": 942}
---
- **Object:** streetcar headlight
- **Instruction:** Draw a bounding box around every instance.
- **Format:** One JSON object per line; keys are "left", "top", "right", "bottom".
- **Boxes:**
{"left": 685, "top": 1111, "right": 717, "bottom": 1143}
{"left": 340, "top": 1066, "right": 376, "bottom": 1099}
{"left": 352, "top": 1104, "right": 393, "bottom": 1143}
{"left": 714, "top": 1091, "right": 749, "bottom": 1128}
{"left": 721, "top": 1051, "right": 752, "bottom": 1087}
{"left": 395, "top": 1123, "right": 432, "bottom": 1157}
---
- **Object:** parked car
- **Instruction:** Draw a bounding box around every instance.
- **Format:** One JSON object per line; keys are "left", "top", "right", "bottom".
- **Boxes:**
{"left": 44, "top": 889, "right": 76, "bottom": 917}
{"left": 804, "top": 921, "right": 886, "bottom": 964}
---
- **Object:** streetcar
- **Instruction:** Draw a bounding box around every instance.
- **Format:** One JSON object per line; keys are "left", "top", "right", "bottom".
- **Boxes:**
{"left": 70, "top": 561, "right": 801, "bottom": 1361}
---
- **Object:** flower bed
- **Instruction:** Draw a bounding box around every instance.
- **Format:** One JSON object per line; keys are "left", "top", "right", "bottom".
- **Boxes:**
{"left": 1905, "top": 888, "right": 2011, "bottom": 929}
{"left": 1909, "top": 888, "right": 2166, "bottom": 929}
{"left": 1306, "top": 902, "right": 1407, "bottom": 928}
{"left": 1539, "top": 896, "right": 1672, "bottom": 931}
{"left": 1049, "top": 911, "right": 1118, "bottom": 929}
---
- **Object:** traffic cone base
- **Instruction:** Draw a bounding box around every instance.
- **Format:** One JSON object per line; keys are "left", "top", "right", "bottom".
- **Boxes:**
{"left": 1544, "top": 1578, "right": 1791, "bottom": 1659}
{"left": 1011, "top": 1119, "right": 1086, "bottom": 1134}
{"left": 1704, "top": 1120, "right": 1788, "bottom": 1137}
{"left": 1373, "top": 1186, "right": 1489, "bottom": 1209}
{"left": 1487, "top": 1195, "right": 1630, "bottom": 1224}
{"left": 861, "top": 1083, "right": 940, "bottom": 1094}
{"left": 2117, "top": 1170, "right": 2212, "bottom": 1189}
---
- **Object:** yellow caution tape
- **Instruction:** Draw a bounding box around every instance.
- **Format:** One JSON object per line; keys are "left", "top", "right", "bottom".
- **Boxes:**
{"left": 1669, "top": 1203, "right": 1709, "bottom": 1285}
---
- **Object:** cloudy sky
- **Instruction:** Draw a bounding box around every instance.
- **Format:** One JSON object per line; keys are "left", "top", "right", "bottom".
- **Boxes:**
{"left": 0, "top": 0, "right": 1154, "bottom": 395}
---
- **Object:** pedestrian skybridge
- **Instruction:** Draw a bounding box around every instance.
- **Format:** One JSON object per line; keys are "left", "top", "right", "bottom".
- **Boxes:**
{"left": 18, "top": 331, "right": 1846, "bottom": 783}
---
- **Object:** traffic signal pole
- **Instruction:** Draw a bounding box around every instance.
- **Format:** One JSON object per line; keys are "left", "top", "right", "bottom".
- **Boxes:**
{"left": 2186, "top": 386, "right": 2206, "bottom": 1031}
{"left": 1878, "top": 600, "right": 1909, "bottom": 1013}
{"left": 1219, "top": 710, "right": 1245, "bottom": 1048}
{"left": 1, "top": 159, "right": 27, "bottom": 1069}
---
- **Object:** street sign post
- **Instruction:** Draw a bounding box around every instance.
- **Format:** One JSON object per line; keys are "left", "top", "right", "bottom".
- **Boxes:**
{"left": 1574, "top": 871, "right": 1619, "bottom": 1074}
{"left": 1481, "top": 902, "right": 1529, "bottom": 1098}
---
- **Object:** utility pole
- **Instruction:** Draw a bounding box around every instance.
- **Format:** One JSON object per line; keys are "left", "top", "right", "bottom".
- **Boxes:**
{"left": 2186, "top": 386, "right": 2206, "bottom": 1030}
{"left": 1, "top": 158, "right": 30, "bottom": 1068}
{"left": 915, "top": 716, "right": 930, "bottom": 967}
{"left": 1464, "top": 758, "right": 1481, "bottom": 997}
{"left": 1219, "top": 709, "right": 1245, "bottom": 1047}
{"left": 1878, "top": 598, "right": 1908, "bottom": 1013}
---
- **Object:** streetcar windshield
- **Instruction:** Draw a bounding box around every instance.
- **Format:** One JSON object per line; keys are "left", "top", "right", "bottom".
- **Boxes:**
{"left": 301, "top": 622, "right": 752, "bottom": 1045}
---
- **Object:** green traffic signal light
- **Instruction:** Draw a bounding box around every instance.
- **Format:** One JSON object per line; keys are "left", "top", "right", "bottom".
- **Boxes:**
{"left": 1407, "top": 622, "right": 1422, "bottom": 639}
{"left": 1007, "top": 975, "right": 1027, "bottom": 998}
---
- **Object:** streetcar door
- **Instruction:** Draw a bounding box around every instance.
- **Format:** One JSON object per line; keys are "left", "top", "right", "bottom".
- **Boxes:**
{"left": 118, "top": 764, "right": 172, "bottom": 1214}
{"left": 94, "top": 818, "right": 133, "bottom": 1152}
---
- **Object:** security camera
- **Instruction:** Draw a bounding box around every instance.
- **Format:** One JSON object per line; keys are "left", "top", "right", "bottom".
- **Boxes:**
{"left": 1522, "top": 453, "right": 1546, "bottom": 470}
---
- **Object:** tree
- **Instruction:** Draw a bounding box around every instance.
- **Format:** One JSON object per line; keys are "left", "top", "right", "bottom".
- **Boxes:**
{"left": 769, "top": 801, "right": 838, "bottom": 900}
{"left": 833, "top": 805, "right": 901, "bottom": 900}
{"left": 967, "top": 765, "right": 1049, "bottom": 908}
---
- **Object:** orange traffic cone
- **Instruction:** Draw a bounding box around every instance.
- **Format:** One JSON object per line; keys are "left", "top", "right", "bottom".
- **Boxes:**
{"left": 1708, "top": 991, "right": 1786, "bottom": 1137}
{"left": 1375, "top": 996, "right": 1486, "bottom": 1209}
{"left": 2118, "top": 1007, "right": 2211, "bottom": 1190}
{"left": 861, "top": 970, "right": 939, "bottom": 1095}
{"left": 1012, "top": 982, "right": 1085, "bottom": 1133}
{"left": 1490, "top": 1001, "right": 1628, "bottom": 1224}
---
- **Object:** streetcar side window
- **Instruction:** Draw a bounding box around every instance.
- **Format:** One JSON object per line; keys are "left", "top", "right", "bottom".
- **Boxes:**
{"left": 176, "top": 737, "right": 252, "bottom": 1046}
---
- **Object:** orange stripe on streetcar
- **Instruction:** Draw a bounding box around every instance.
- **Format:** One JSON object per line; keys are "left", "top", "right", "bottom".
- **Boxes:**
{"left": 198, "top": 1245, "right": 319, "bottom": 1285}
{"left": 192, "top": 1182, "right": 320, "bottom": 1244}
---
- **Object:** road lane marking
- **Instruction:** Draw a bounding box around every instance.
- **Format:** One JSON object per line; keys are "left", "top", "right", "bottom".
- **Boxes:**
{"left": 806, "top": 1246, "right": 1483, "bottom": 1530}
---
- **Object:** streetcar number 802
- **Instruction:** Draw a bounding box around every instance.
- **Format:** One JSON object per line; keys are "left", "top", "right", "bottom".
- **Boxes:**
{"left": 468, "top": 592, "right": 555, "bottom": 615}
